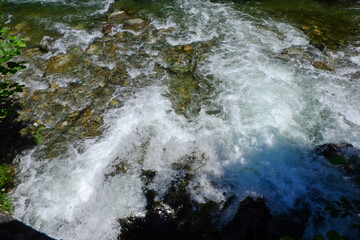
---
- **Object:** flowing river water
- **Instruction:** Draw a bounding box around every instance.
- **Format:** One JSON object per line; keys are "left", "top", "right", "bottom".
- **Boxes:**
{"left": 1, "top": 0, "right": 360, "bottom": 239}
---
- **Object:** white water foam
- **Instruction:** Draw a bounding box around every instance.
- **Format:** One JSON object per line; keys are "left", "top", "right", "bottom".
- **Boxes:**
{"left": 11, "top": 0, "right": 360, "bottom": 239}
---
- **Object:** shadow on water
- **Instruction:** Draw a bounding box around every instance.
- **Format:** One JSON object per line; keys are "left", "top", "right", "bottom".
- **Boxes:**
{"left": 118, "top": 139, "right": 360, "bottom": 239}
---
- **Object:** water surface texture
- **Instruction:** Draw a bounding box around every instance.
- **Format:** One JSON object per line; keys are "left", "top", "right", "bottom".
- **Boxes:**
{"left": 2, "top": 0, "right": 360, "bottom": 239}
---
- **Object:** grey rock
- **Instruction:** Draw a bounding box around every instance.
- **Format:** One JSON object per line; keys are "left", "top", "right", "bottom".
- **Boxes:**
{"left": 123, "top": 18, "right": 147, "bottom": 30}
{"left": 39, "top": 36, "right": 55, "bottom": 53}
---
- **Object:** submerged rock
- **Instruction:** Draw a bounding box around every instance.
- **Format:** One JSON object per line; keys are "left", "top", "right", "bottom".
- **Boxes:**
{"left": 123, "top": 18, "right": 147, "bottom": 30}
{"left": 279, "top": 46, "right": 312, "bottom": 62}
{"left": 44, "top": 54, "right": 74, "bottom": 75}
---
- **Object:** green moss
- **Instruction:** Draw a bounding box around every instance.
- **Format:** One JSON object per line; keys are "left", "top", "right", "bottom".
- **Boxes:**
{"left": 34, "top": 126, "right": 44, "bottom": 144}
{"left": 0, "top": 164, "right": 14, "bottom": 214}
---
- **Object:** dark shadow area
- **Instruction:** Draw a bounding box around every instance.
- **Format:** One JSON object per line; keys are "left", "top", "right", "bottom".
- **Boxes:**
{"left": 0, "top": 107, "right": 35, "bottom": 165}
{"left": 0, "top": 211, "right": 54, "bottom": 240}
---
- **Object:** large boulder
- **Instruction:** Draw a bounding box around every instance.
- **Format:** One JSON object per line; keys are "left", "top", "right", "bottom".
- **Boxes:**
{"left": 108, "top": 11, "right": 128, "bottom": 23}
{"left": 315, "top": 143, "right": 360, "bottom": 181}
{"left": 0, "top": 211, "right": 54, "bottom": 240}
{"left": 222, "top": 197, "right": 273, "bottom": 240}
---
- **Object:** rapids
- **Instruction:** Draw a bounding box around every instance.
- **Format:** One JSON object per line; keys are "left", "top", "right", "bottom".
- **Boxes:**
{"left": 1, "top": 0, "right": 360, "bottom": 239}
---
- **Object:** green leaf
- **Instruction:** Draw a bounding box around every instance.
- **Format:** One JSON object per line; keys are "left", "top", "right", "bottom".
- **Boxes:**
{"left": 17, "top": 42, "right": 26, "bottom": 48}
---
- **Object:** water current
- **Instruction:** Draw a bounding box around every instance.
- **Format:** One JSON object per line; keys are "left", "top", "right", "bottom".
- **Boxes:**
{"left": 1, "top": 0, "right": 360, "bottom": 239}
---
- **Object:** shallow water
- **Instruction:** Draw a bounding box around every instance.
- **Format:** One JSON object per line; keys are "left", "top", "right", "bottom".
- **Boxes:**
{"left": 2, "top": 0, "right": 360, "bottom": 239}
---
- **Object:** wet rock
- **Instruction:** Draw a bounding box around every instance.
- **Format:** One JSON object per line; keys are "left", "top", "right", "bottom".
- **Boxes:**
{"left": 123, "top": 18, "right": 147, "bottom": 30}
{"left": 315, "top": 143, "right": 354, "bottom": 165}
{"left": 119, "top": 154, "right": 222, "bottom": 240}
{"left": 279, "top": 46, "right": 311, "bottom": 62}
{"left": 85, "top": 41, "right": 104, "bottom": 55}
{"left": 39, "top": 36, "right": 55, "bottom": 53}
{"left": 108, "top": 11, "right": 127, "bottom": 23}
{"left": 24, "top": 47, "right": 42, "bottom": 58}
{"left": 315, "top": 143, "right": 360, "bottom": 180}
{"left": 310, "top": 41, "right": 326, "bottom": 51}
{"left": 270, "top": 208, "right": 311, "bottom": 240}
{"left": 162, "top": 42, "right": 214, "bottom": 117}
{"left": 0, "top": 211, "right": 54, "bottom": 240}
{"left": 222, "top": 197, "right": 273, "bottom": 240}
{"left": 312, "top": 61, "right": 335, "bottom": 72}
{"left": 44, "top": 54, "right": 74, "bottom": 75}
{"left": 102, "top": 25, "right": 114, "bottom": 35}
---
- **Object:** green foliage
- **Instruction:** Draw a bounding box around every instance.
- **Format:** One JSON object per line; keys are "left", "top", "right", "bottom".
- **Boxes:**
{"left": 0, "top": 81, "right": 24, "bottom": 122}
{"left": 0, "top": 27, "right": 26, "bottom": 75}
{"left": 0, "top": 165, "right": 14, "bottom": 214}
{"left": 0, "top": 14, "right": 26, "bottom": 122}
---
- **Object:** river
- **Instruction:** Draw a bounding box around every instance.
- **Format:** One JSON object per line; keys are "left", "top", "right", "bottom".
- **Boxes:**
{"left": 1, "top": 0, "right": 360, "bottom": 239}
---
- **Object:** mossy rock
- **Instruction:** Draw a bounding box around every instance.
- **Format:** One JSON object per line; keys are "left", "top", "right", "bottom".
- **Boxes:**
{"left": 328, "top": 154, "right": 347, "bottom": 165}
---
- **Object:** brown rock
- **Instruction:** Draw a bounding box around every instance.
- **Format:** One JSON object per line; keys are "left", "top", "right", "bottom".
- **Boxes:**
{"left": 45, "top": 54, "right": 74, "bottom": 75}
{"left": 102, "top": 25, "right": 114, "bottom": 35}
{"left": 312, "top": 61, "right": 335, "bottom": 72}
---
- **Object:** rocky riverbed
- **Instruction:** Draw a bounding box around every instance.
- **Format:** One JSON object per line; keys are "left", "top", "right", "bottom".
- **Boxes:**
{"left": 1, "top": 0, "right": 360, "bottom": 239}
